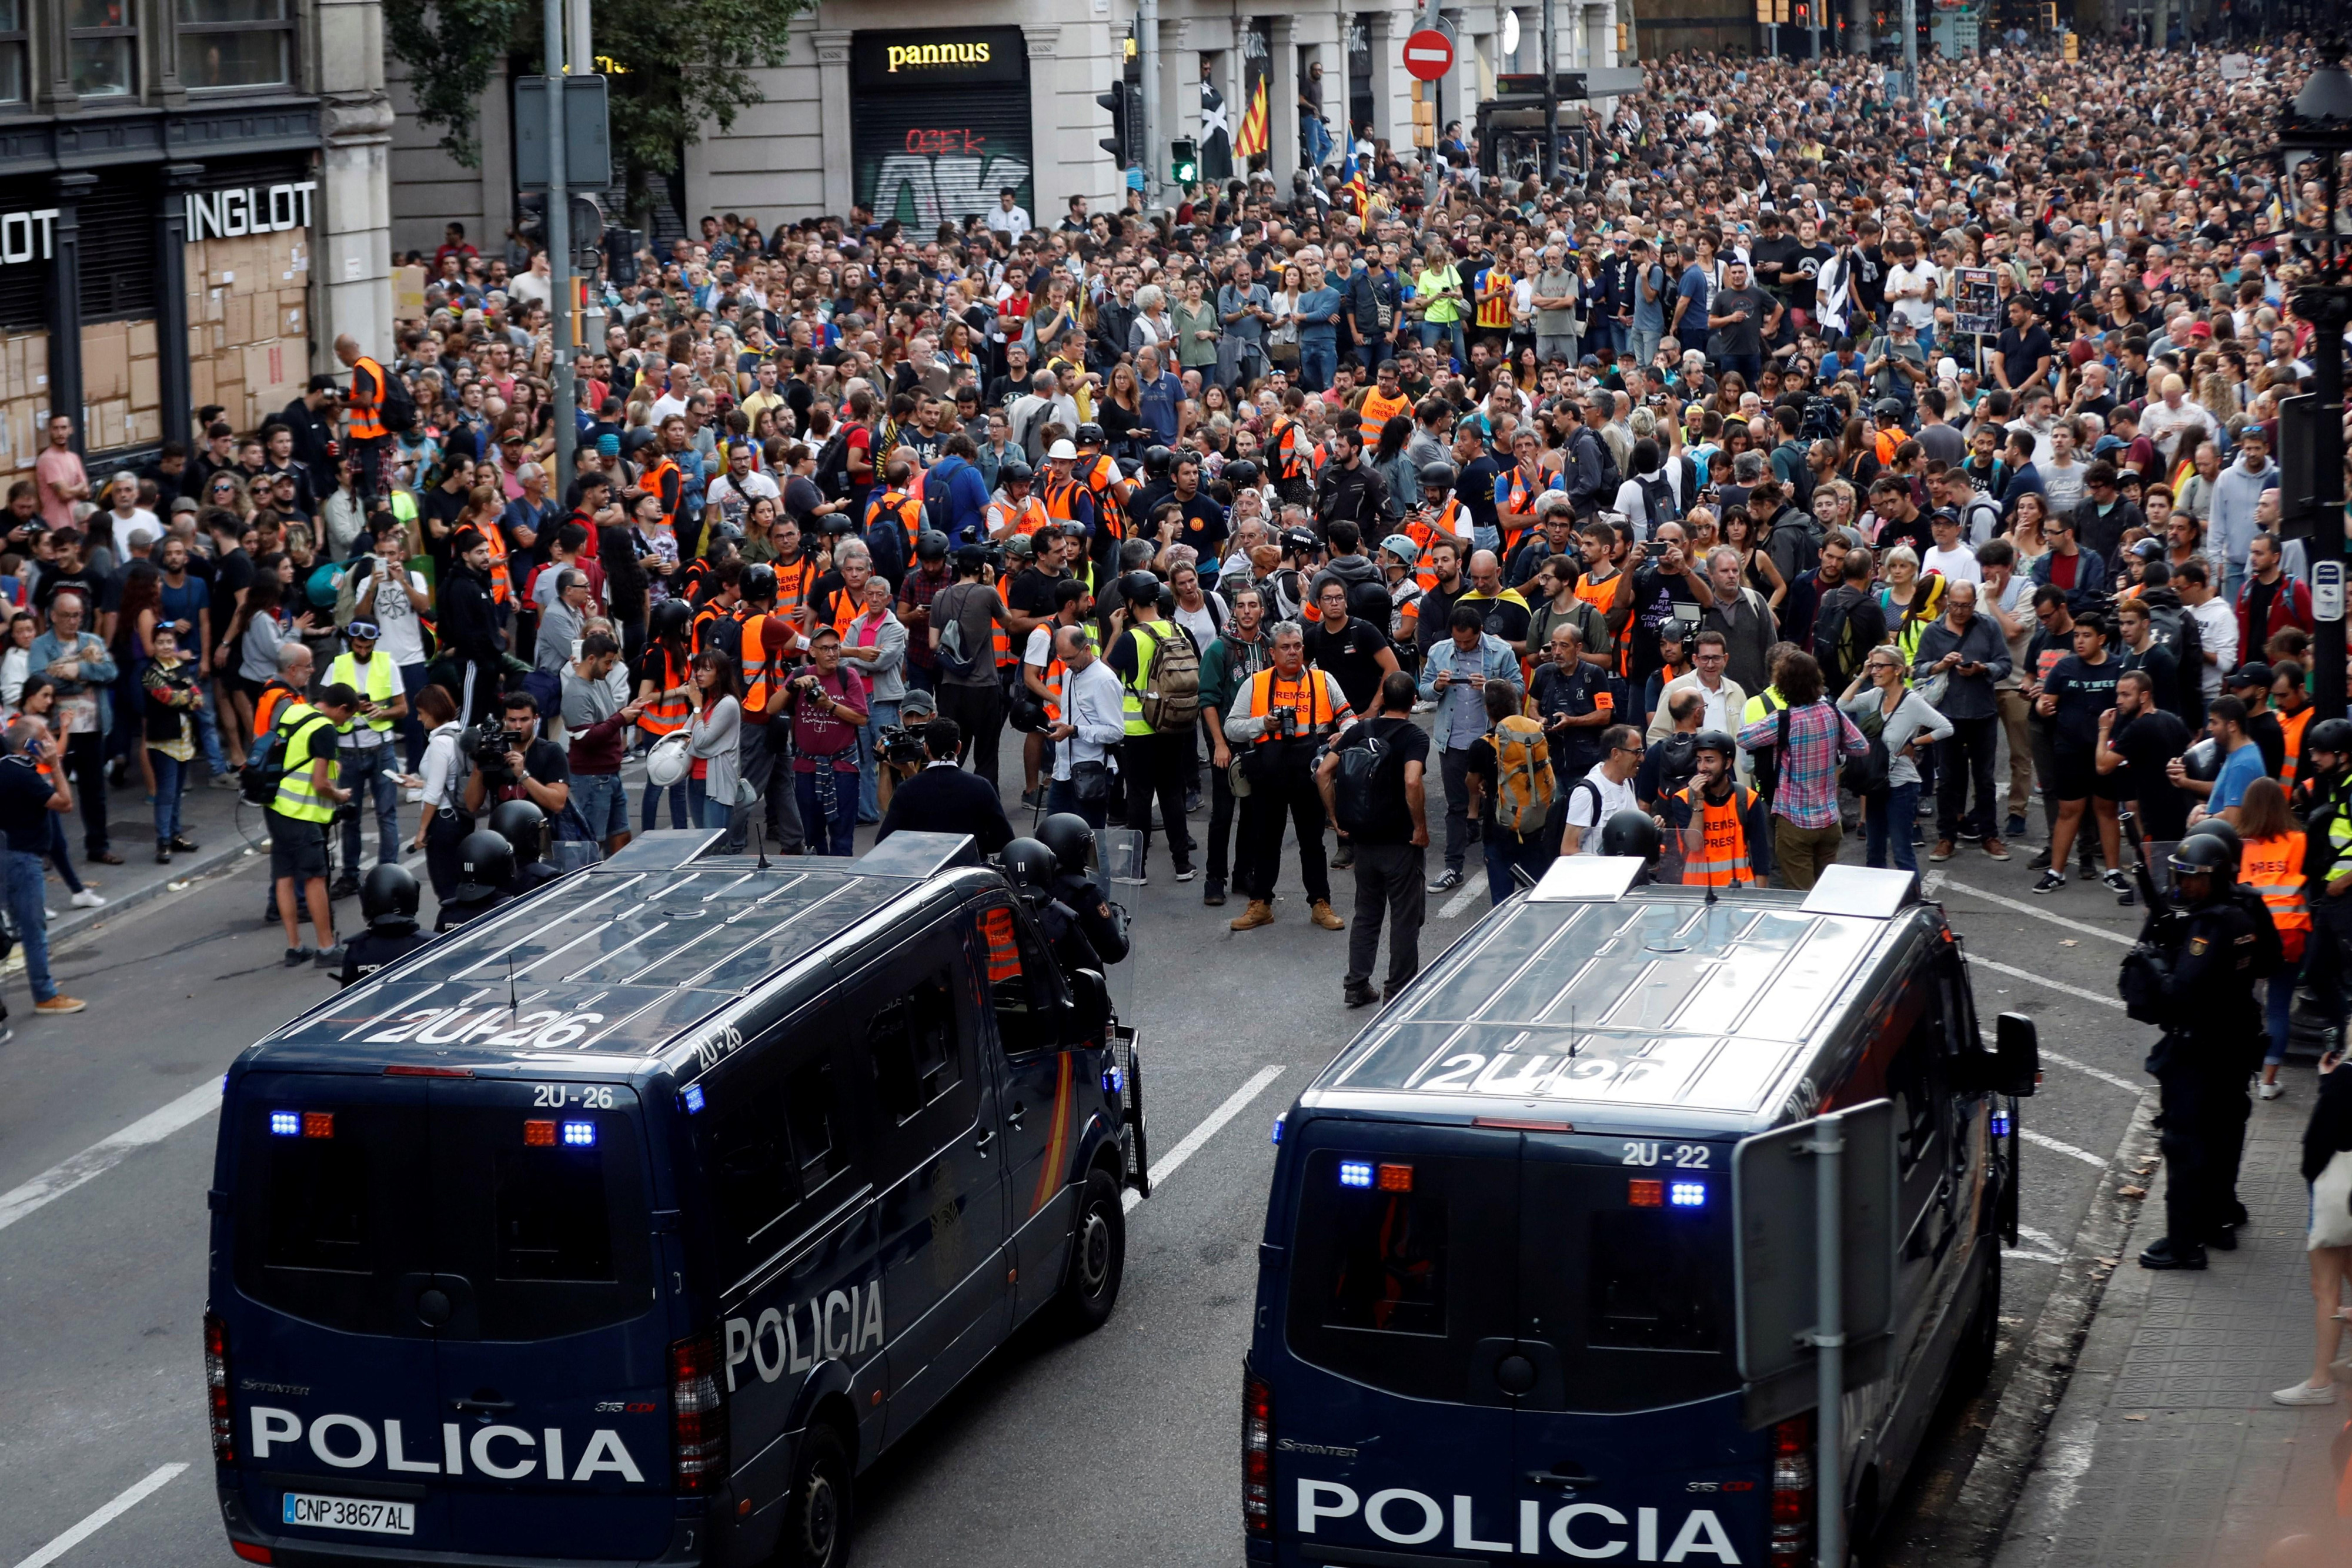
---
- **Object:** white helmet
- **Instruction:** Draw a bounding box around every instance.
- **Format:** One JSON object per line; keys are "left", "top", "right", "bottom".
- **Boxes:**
{"left": 1046, "top": 439, "right": 1080, "bottom": 461}
{"left": 644, "top": 731, "right": 693, "bottom": 788}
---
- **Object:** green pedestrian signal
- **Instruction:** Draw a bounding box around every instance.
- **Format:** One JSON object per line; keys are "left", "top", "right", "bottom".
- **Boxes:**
{"left": 1170, "top": 138, "right": 1199, "bottom": 185}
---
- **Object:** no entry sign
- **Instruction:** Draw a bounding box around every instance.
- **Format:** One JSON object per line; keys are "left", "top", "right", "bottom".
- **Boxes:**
{"left": 1404, "top": 28, "right": 1454, "bottom": 82}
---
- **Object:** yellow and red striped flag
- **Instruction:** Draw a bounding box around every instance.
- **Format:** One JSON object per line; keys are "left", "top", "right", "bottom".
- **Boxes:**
{"left": 1235, "top": 76, "right": 1268, "bottom": 159}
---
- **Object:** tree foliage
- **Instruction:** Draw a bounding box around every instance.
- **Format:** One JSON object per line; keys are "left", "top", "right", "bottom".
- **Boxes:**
{"left": 383, "top": 0, "right": 809, "bottom": 210}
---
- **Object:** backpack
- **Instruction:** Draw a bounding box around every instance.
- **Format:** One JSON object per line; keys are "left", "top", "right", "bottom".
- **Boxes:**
{"left": 1814, "top": 590, "right": 1882, "bottom": 690}
{"left": 1651, "top": 730, "right": 1700, "bottom": 799}
{"left": 1752, "top": 698, "right": 1789, "bottom": 805}
{"left": 813, "top": 423, "right": 856, "bottom": 502}
{"left": 2143, "top": 599, "right": 2206, "bottom": 724}
{"left": 240, "top": 706, "right": 324, "bottom": 806}
{"left": 1491, "top": 714, "right": 1556, "bottom": 836}
{"left": 375, "top": 370, "right": 419, "bottom": 439}
{"left": 935, "top": 592, "right": 986, "bottom": 679}
{"left": 1636, "top": 472, "right": 1681, "bottom": 529}
{"left": 1135, "top": 623, "right": 1201, "bottom": 733}
{"left": 1330, "top": 725, "right": 1392, "bottom": 838}
{"left": 1775, "top": 439, "right": 1818, "bottom": 511}
{"left": 1841, "top": 700, "right": 1893, "bottom": 795}
{"left": 1578, "top": 428, "right": 1622, "bottom": 505}
{"left": 923, "top": 470, "right": 957, "bottom": 540}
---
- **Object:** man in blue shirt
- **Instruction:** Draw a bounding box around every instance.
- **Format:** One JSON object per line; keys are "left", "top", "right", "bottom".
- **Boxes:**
{"left": 926, "top": 434, "right": 993, "bottom": 545}
{"left": 1136, "top": 345, "right": 1184, "bottom": 444}
{"left": 1295, "top": 259, "right": 1345, "bottom": 393}
{"left": 2194, "top": 695, "right": 2269, "bottom": 824}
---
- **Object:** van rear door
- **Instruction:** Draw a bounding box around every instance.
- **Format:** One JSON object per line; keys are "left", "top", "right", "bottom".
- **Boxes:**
{"left": 427, "top": 1076, "right": 671, "bottom": 1561}
{"left": 1512, "top": 1135, "right": 1759, "bottom": 1564}
{"left": 225, "top": 1069, "right": 445, "bottom": 1549}
{"left": 1277, "top": 1121, "right": 1521, "bottom": 1556}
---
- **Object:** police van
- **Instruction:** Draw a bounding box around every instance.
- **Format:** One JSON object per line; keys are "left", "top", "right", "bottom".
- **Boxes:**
{"left": 205, "top": 830, "right": 1144, "bottom": 1567}
{"left": 1245, "top": 861, "right": 2039, "bottom": 1566}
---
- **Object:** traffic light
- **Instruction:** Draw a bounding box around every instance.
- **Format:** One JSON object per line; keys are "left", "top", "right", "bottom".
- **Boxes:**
{"left": 1170, "top": 137, "right": 1198, "bottom": 184}
{"left": 1097, "top": 81, "right": 1141, "bottom": 167}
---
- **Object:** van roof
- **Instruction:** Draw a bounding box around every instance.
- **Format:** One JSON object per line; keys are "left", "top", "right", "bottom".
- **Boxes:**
{"left": 245, "top": 831, "right": 990, "bottom": 1077}
{"left": 1302, "top": 865, "right": 1936, "bottom": 1135}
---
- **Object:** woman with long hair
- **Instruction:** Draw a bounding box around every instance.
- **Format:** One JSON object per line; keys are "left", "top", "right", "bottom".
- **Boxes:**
{"left": 683, "top": 651, "right": 743, "bottom": 832}
{"left": 634, "top": 601, "right": 692, "bottom": 832}
{"left": 1101, "top": 360, "right": 1146, "bottom": 462}
{"left": 1839, "top": 641, "right": 1952, "bottom": 873}
{"left": 13, "top": 674, "right": 99, "bottom": 907}
{"left": 1373, "top": 414, "right": 1420, "bottom": 511}
{"left": 113, "top": 564, "right": 165, "bottom": 799}
{"left": 1836, "top": 416, "right": 1880, "bottom": 490}
{"left": 1267, "top": 263, "right": 1304, "bottom": 373}
{"left": 1723, "top": 507, "right": 1788, "bottom": 609}
{"left": 2008, "top": 492, "right": 2053, "bottom": 567}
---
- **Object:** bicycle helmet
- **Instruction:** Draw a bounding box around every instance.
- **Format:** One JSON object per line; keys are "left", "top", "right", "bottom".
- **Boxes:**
{"left": 1001, "top": 461, "right": 1035, "bottom": 487}
{"left": 650, "top": 599, "right": 693, "bottom": 643}
{"left": 1418, "top": 461, "right": 1458, "bottom": 497}
{"left": 1691, "top": 728, "right": 1739, "bottom": 761}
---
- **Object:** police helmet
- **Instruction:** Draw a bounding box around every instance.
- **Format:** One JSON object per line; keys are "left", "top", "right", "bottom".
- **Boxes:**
{"left": 1120, "top": 570, "right": 1164, "bottom": 605}
{"left": 1000, "top": 837, "right": 1060, "bottom": 903}
{"left": 1144, "top": 444, "right": 1175, "bottom": 480}
{"left": 916, "top": 530, "right": 950, "bottom": 562}
{"left": 740, "top": 563, "right": 777, "bottom": 605}
{"left": 1418, "top": 461, "right": 1458, "bottom": 497}
{"left": 1599, "top": 808, "right": 1662, "bottom": 864}
{"left": 1224, "top": 459, "right": 1262, "bottom": 489}
{"left": 488, "top": 798, "right": 551, "bottom": 865}
{"left": 2181, "top": 816, "right": 2243, "bottom": 875}
{"left": 2310, "top": 717, "right": 2352, "bottom": 760}
{"left": 1038, "top": 813, "right": 1099, "bottom": 879}
{"left": 1692, "top": 728, "right": 1739, "bottom": 761}
{"left": 1075, "top": 422, "right": 1107, "bottom": 447}
{"left": 453, "top": 831, "right": 517, "bottom": 902}
{"left": 1002, "top": 460, "right": 1035, "bottom": 487}
{"left": 2166, "top": 831, "right": 2237, "bottom": 886}
{"left": 359, "top": 861, "right": 421, "bottom": 930}
{"left": 650, "top": 599, "right": 693, "bottom": 643}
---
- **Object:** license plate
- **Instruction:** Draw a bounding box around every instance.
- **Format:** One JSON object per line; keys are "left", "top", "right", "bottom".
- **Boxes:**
{"left": 282, "top": 1492, "right": 416, "bottom": 1535}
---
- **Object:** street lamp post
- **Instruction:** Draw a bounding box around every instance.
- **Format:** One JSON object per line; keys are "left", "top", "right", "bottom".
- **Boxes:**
{"left": 2278, "top": 55, "right": 2352, "bottom": 721}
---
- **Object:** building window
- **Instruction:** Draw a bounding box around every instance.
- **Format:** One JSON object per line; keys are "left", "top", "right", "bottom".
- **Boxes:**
{"left": 179, "top": 0, "right": 290, "bottom": 89}
{"left": 68, "top": 0, "right": 137, "bottom": 96}
{"left": 0, "top": 0, "right": 26, "bottom": 104}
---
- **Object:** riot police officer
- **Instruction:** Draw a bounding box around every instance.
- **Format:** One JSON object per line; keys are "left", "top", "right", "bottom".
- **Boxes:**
{"left": 1037, "top": 811, "right": 1130, "bottom": 965}
{"left": 489, "top": 798, "right": 566, "bottom": 894}
{"left": 2137, "top": 832, "right": 2267, "bottom": 1270}
{"left": 1003, "top": 836, "right": 1111, "bottom": 979}
{"left": 436, "top": 830, "right": 515, "bottom": 931}
{"left": 2299, "top": 718, "right": 2352, "bottom": 1038}
{"left": 1599, "top": 809, "right": 1662, "bottom": 886}
{"left": 330, "top": 862, "right": 434, "bottom": 987}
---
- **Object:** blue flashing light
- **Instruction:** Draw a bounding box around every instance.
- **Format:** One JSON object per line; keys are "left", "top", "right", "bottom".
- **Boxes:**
{"left": 1669, "top": 1181, "right": 1708, "bottom": 1208}
{"left": 682, "top": 1084, "right": 706, "bottom": 1115}
{"left": 269, "top": 1111, "right": 301, "bottom": 1137}
{"left": 560, "top": 1121, "right": 597, "bottom": 1148}
{"left": 1102, "top": 1064, "right": 1124, "bottom": 1095}
{"left": 1991, "top": 1110, "right": 2012, "bottom": 1139}
{"left": 1271, "top": 1114, "right": 1287, "bottom": 1146}
{"left": 1338, "top": 1159, "right": 1375, "bottom": 1189}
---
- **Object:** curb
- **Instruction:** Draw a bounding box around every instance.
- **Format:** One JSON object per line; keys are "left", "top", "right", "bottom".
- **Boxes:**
{"left": 1929, "top": 1098, "right": 2160, "bottom": 1566}
{"left": 47, "top": 834, "right": 269, "bottom": 947}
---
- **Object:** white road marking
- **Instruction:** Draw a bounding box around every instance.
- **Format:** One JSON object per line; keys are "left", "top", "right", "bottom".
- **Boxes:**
{"left": 2039, "top": 1047, "right": 2149, "bottom": 1098}
{"left": 12, "top": 1463, "right": 188, "bottom": 1568}
{"left": 0, "top": 1081, "right": 221, "bottom": 1237}
{"left": 1966, "top": 954, "right": 2127, "bottom": 1012}
{"left": 1439, "top": 881, "right": 1486, "bottom": 920}
{"left": 1125, "top": 1065, "right": 1286, "bottom": 1214}
{"left": 2020, "top": 1126, "right": 2107, "bottom": 1168}
{"left": 1923, "top": 871, "right": 2136, "bottom": 947}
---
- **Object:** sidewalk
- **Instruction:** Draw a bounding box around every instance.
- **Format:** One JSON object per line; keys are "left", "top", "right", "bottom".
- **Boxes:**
{"left": 1993, "top": 1082, "right": 2352, "bottom": 1568}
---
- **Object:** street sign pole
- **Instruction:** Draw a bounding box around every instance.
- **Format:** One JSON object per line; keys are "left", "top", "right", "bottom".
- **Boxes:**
{"left": 1540, "top": 0, "right": 1558, "bottom": 182}
{"left": 1404, "top": 9, "right": 1451, "bottom": 208}
{"left": 1810, "top": 1116, "right": 1846, "bottom": 1568}
{"left": 542, "top": 0, "right": 574, "bottom": 502}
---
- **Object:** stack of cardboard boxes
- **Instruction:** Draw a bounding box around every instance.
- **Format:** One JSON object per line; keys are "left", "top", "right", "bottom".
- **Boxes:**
{"left": 188, "top": 224, "right": 311, "bottom": 439}
{"left": 0, "top": 330, "right": 49, "bottom": 479}
{"left": 78, "top": 319, "right": 164, "bottom": 457}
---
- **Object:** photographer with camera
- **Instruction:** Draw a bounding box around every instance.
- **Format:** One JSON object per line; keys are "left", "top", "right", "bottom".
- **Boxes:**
{"left": 407, "top": 683, "right": 470, "bottom": 902}
{"left": 462, "top": 689, "right": 572, "bottom": 820}
{"left": 877, "top": 715, "right": 1016, "bottom": 855}
{"left": 1225, "top": 620, "right": 1355, "bottom": 934}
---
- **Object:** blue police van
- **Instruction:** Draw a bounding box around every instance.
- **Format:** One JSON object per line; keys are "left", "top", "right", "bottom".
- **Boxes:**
{"left": 1245, "top": 861, "right": 2039, "bottom": 1566}
{"left": 205, "top": 830, "right": 1144, "bottom": 1567}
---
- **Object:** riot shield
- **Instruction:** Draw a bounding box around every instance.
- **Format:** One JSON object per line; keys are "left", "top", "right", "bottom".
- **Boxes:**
{"left": 1096, "top": 825, "right": 1143, "bottom": 1027}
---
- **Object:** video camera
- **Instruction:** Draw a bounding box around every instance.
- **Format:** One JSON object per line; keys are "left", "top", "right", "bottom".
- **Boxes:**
{"left": 876, "top": 724, "right": 927, "bottom": 771}
{"left": 460, "top": 714, "right": 516, "bottom": 791}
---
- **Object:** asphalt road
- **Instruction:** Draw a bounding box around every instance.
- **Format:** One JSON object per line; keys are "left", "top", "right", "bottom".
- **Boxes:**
{"left": 0, "top": 802, "right": 2200, "bottom": 1568}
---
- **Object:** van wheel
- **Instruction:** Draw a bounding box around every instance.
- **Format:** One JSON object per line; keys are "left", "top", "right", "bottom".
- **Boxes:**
{"left": 779, "top": 1425, "right": 853, "bottom": 1568}
{"left": 1053, "top": 1166, "right": 1126, "bottom": 1335}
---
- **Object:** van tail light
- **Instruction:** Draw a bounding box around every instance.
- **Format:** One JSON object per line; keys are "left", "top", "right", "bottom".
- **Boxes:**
{"left": 668, "top": 1329, "right": 729, "bottom": 1493}
{"left": 1769, "top": 1414, "right": 1815, "bottom": 1564}
{"left": 1242, "top": 1364, "right": 1274, "bottom": 1537}
{"left": 230, "top": 1543, "right": 273, "bottom": 1563}
{"left": 205, "top": 1312, "right": 235, "bottom": 1466}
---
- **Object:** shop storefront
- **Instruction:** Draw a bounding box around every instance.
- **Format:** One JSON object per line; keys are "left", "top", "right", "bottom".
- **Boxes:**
{"left": 851, "top": 26, "right": 1033, "bottom": 232}
{"left": 1, "top": 132, "right": 322, "bottom": 482}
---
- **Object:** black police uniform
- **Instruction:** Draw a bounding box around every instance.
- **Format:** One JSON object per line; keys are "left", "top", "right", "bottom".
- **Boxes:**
{"left": 1050, "top": 869, "right": 1130, "bottom": 966}
{"left": 2144, "top": 888, "right": 2266, "bottom": 1258}
{"left": 332, "top": 920, "right": 435, "bottom": 987}
{"left": 2302, "top": 765, "right": 2352, "bottom": 1027}
{"left": 435, "top": 888, "right": 510, "bottom": 932}
{"left": 1033, "top": 895, "right": 1108, "bottom": 977}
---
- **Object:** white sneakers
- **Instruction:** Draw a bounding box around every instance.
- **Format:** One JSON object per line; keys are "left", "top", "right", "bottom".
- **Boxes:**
{"left": 2260, "top": 1081, "right": 2286, "bottom": 1101}
{"left": 2273, "top": 1380, "right": 2337, "bottom": 1407}
{"left": 68, "top": 890, "right": 105, "bottom": 910}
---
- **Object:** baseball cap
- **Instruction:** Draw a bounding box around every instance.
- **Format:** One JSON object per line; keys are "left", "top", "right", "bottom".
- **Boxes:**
{"left": 2230, "top": 661, "right": 2273, "bottom": 689}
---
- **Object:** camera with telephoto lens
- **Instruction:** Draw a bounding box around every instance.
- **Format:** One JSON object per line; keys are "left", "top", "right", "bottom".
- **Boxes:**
{"left": 877, "top": 725, "right": 926, "bottom": 770}
{"left": 460, "top": 714, "right": 516, "bottom": 790}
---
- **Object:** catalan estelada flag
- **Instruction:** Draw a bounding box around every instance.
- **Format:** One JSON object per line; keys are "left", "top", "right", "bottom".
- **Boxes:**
{"left": 1235, "top": 76, "right": 1268, "bottom": 159}
{"left": 1341, "top": 146, "right": 1368, "bottom": 220}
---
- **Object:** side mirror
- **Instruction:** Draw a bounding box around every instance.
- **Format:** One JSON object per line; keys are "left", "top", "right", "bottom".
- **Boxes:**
{"left": 1064, "top": 968, "right": 1112, "bottom": 1047}
{"left": 1993, "top": 1011, "right": 2040, "bottom": 1098}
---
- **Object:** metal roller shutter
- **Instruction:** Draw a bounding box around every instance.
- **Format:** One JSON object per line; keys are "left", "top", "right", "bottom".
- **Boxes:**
{"left": 0, "top": 252, "right": 42, "bottom": 334}
{"left": 850, "top": 28, "right": 1031, "bottom": 235}
{"left": 78, "top": 168, "right": 160, "bottom": 322}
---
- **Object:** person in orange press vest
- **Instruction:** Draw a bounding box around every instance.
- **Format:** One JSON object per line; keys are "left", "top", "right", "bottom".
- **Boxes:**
{"left": 1663, "top": 731, "right": 1765, "bottom": 887}
{"left": 1074, "top": 423, "right": 1128, "bottom": 544}
{"left": 635, "top": 601, "right": 696, "bottom": 829}
{"left": 987, "top": 462, "right": 1052, "bottom": 542}
{"left": 730, "top": 562, "right": 806, "bottom": 853}
{"left": 1357, "top": 359, "right": 1412, "bottom": 445}
{"left": 2240, "top": 775, "right": 2312, "bottom": 1099}
{"left": 1226, "top": 621, "right": 1356, "bottom": 934}
{"left": 335, "top": 333, "right": 396, "bottom": 502}
{"left": 1402, "top": 460, "right": 1474, "bottom": 593}
{"left": 2276, "top": 666, "right": 2314, "bottom": 791}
